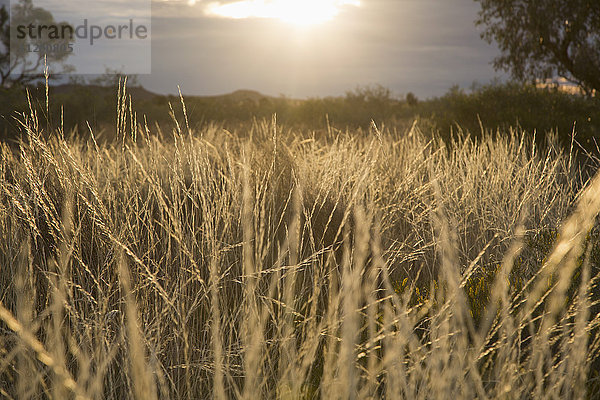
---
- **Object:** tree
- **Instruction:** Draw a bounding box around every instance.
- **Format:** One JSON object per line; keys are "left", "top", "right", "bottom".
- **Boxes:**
{"left": 0, "top": 0, "right": 73, "bottom": 87}
{"left": 475, "top": 0, "right": 600, "bottom": 95}
{"left": 406, "top": 92, "right": 418, "bottom": 107}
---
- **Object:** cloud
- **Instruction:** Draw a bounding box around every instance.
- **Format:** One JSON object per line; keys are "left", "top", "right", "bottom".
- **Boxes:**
{"left": 141, "top": 0, "right": 503, "bottom": 98}
{"left": 204, "top": 0, "right": 360, "bottom": 25}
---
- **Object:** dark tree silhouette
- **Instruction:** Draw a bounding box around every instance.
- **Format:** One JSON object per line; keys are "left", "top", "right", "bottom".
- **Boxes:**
{"left": 475, "top": 0, "right": 600, "bottom": 95}
{"left": 406, "top": 92, "right": 418, "bottom": 107}
{"left": 0, "top": 0, "right": 73, "bottom": 87}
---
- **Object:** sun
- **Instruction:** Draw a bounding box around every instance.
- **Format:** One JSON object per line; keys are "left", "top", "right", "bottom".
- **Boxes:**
{"left": 206, "top": 0, "right": 360, "bottom": 26}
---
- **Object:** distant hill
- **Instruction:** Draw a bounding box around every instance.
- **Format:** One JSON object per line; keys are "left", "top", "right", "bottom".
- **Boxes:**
{"left": 201, "top": 89, "right": 269, "bottom": 103}
{"left": 49, "top": 85, "right": 273, "bottom": 103}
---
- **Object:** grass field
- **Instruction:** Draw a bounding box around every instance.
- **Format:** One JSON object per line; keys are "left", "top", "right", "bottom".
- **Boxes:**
{"left": 1, "top": 87, "right": 600, "bottom": 398}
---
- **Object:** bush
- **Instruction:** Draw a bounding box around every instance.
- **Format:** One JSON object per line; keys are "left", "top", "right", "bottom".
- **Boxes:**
{"left": 416, "top": 82, "right": 600, "bottom": 148}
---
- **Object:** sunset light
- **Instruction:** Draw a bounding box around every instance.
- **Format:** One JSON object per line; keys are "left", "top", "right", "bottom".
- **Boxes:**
{"left": 206, "top": 0, "right": 360, "bottom": 26}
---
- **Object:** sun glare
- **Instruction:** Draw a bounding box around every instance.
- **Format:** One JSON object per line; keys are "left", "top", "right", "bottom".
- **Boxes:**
{"left": 206, "top": 0, "right": 360, "bottom": 26}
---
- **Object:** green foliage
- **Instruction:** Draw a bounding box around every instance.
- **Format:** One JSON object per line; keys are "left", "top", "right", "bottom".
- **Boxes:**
{"left": 1, "top": 81, "right": 599, "bottom": 154}
{"left": 475, "top": 0, "right": 600, "bottom": 93}
{"left": 416, "top": 82, "right": 600, "bottom": 147}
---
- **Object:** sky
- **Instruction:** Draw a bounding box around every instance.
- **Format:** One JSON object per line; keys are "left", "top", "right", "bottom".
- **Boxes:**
{"left": 143, "top": 0, "right": 505, "bottom": 98}
{"left": 4, "top": 0, "right": 507, "bottom": 98}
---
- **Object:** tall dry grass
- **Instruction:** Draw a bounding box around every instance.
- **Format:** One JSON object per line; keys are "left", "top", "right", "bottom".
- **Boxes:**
{"left": 0, "top": 87, "right": 599, "bottom": 398}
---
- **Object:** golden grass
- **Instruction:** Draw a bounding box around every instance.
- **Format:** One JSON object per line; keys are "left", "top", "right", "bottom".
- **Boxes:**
{"left": 0, "top": 87, "right": 599, "bottom": 398}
